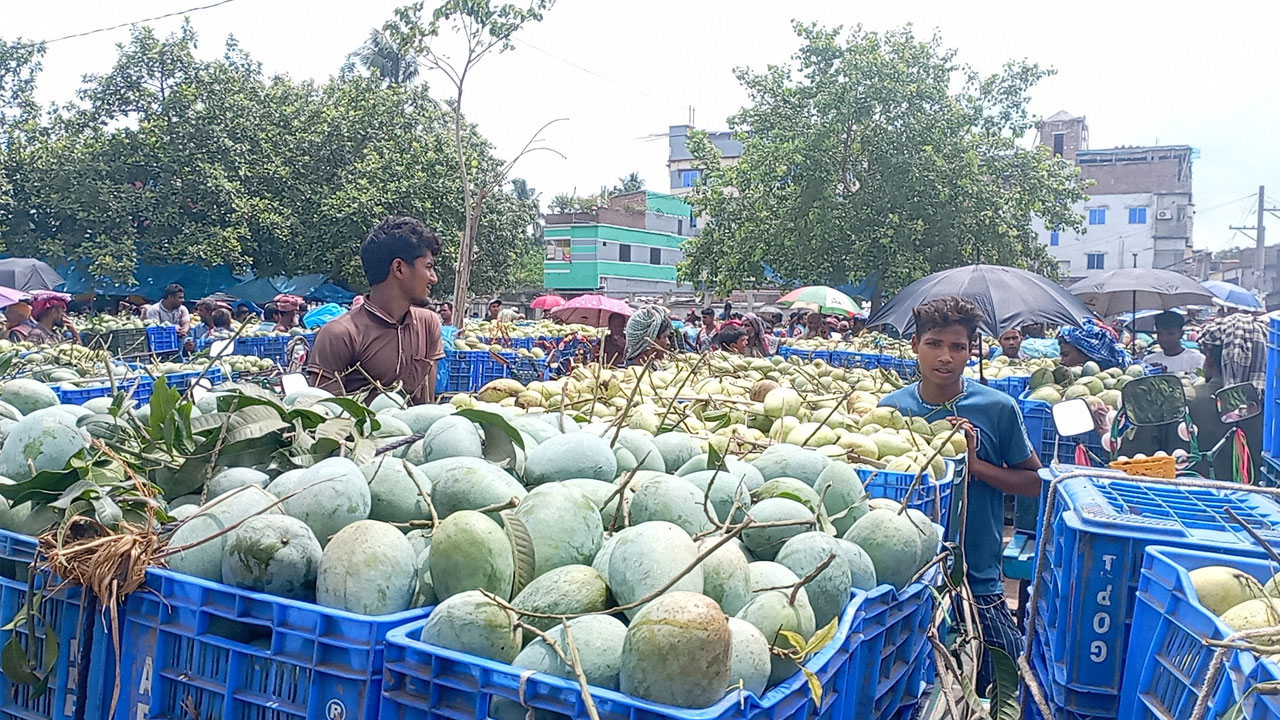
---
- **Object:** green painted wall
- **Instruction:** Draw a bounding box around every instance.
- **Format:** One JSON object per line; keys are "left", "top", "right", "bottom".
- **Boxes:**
{"left": 545, "top": 223, "right": 685, "bottom": 249}
{"left": 543, "top": 261, "right": 599, "bottom": 290}
{"left": 645, "top": 191, "right": 692, "bottom": 217}
{"left": 543, "top": 221, "right": 685, "bottom": 289}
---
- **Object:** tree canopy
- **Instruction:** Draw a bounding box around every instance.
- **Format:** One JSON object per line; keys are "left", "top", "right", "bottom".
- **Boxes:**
{"left": 0, "top": 23, "right": 541, "bottom": 296}
{"left": 679, "top": 23, "right": 1088, "bottom": 307}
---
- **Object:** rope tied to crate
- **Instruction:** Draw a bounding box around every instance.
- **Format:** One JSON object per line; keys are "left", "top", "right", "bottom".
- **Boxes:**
{"left": 1020, "top": 467, "right": 1280, "bottom": 720}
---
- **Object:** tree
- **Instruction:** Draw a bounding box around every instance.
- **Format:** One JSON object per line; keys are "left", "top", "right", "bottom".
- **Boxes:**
{"left": 680, "top": 23, "right": 1088, "bottom": 310}
{"left": 351, "top": 28, "right": 420, "bottom": 86}
{"left": 385, "top": 0, "right": 557, "bottom": 327}
{"left": 614, "top": 171, "right": 644, "bottom": 194}
{"left": 0, "top": 25, "right": 538, "bottom": 297}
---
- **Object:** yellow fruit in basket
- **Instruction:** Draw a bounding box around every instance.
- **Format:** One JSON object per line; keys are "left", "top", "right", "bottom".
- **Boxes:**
{"left": 1188, "top": 566, "right": 1266, "bottom": 616}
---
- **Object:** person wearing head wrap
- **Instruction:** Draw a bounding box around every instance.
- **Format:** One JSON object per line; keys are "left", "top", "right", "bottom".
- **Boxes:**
{"left": 272, "top": 294, "right": 305, "bottom": 333}
{"left": 624, "top": 305, "right": 673, "bottom": 365}
{"left": 4, "top": 298, "right": 33, "bottom": 342}
{"left": 740, "top": 313, "right": 773, "bottom": 357}
{"left": 1058, "top": 320, "right": 1132, "bottom": 370}
{"left": 26, "top": 292, "right": 77, "bottom": 346}
{"left": 1198, "top": 314, "right": 1268, "bottom": 395}
{"left": 1188, "top": 313, "right": 1266, "bottom": 479}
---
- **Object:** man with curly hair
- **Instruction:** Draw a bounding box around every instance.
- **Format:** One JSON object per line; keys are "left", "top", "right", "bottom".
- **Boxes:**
{"left": 308, "top": 216, "right": 446, "bottom": 404}
{"left": 878, "top": 295, "right": 1042, "bottom": 696}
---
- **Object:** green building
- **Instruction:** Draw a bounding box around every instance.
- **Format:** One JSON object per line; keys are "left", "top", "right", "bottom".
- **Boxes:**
{"left": 544, "top": 190, "right": 697, "bottom": 295}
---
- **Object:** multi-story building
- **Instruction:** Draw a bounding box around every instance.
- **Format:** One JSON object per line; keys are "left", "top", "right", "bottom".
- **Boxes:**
{"left": 543, "top": 190, "right": 698, "bottom": 296}
{"left": 1034, "top": 111, "right": 1195, "bottom": 283}
{"left": 667, "top": 124, "right": 743, "bottom": 196}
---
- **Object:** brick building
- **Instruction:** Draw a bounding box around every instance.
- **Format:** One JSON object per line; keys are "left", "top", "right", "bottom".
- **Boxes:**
{"left": 1033, "top": 111, "right": 1195, "bottom": 282}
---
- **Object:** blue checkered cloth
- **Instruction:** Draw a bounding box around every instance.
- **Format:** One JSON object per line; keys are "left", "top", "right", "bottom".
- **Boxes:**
{"left": 1060, "top": 320, "right": 1132, "bottom": 369}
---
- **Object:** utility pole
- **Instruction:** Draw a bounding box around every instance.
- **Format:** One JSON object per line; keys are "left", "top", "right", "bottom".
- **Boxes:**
{"left": 1228, "top": 186, "right": 1280, "bottom": 291}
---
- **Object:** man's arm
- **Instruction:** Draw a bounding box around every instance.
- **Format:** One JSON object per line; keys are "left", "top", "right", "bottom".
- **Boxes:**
{"left": 179, "top": 307, "right": 192, "bottom": 336}
{"left": 970, "top": 454, "right": 1042, "bottom": 497}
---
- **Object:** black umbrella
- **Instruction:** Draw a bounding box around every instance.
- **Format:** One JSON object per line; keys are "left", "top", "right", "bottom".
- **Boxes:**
{"left": 866, "top": 264, "right": 1097, "bottom": 337}
{"left": 0, "top": 258, "right": 63, "bottom": 291}
{"left": 1066, "top": 269, "right": 1215, "bottom": 317}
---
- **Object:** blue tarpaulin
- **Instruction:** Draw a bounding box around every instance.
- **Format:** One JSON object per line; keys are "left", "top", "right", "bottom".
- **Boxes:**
{"left": 311, "top": 283, "right": 357, "bottom": 304}
{"left": 55, "top": 263, "right": 243, "bottom": 301}
{"left": 224, "top": 275, "right": 356, "bottom": 304}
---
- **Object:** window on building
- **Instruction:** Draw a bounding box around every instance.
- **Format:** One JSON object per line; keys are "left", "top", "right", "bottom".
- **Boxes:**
{"left": 690, "top": 213, "right": 697, "bottom": 228}
{"left": 1087, "top": 252, "right": 1106, "bottom": 270}
{"left": 680, "top": 170, "right": 700, "bottom": 187}
{"left": 1088, "top": 209, "right": 1106, "bottom": 225}
{"left": 1052, "top": 133, "right": 1065, "bottom": 156}
{"left": 677, "top": 219, "right": 683, "bottom": 235}
{"left": 650, "top": 247, "right": 662, "bottom": 265}
{"left": 1128, "top": 207, "right": 1147, "bottom": 224}
{"left": 1059, "top": 260, "right": 1071, "bottom": 273}
{"left": 1049, "top": 231, "right": 1060, "bottom": 246}
{"left": 618, "top": 244, "right": 631, "bottom": 262}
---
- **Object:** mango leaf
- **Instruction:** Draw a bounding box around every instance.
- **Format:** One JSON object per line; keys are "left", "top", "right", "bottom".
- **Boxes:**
{"left": 945, "top": 541, "right": 965, "bottom": 589}
{"left": 0, "top": 636, "right": 39, "bottom": 685}
{"left": 801, "top": 667, "right": 823, "bottom": 707}
{"left": 502, "top": 509, "right": 536, "bottom": 597}
{"left": 318, "top": 397, "right": 379, "bottom": 434}
{"left": 48, "top": 479, "right": 100, "bottom": 510}
{"left": 224, "top": 405, "right": 289, "bottom": 444}
{"left": 455, "top": 408, "right": 525, "bottom": 450}
{"left": 776, "top": 629, "right": 807, "bottom": 653}
{"left": 190, "top": 412, "right": 232, "bottom": 435}
{"left": 457, "top": 408, "right": 525, "bottom": 469}
{"left": 0, "top": 467, "right": 84, "bottom": 507}
{"left": 1, "top": 594, "right": 40, "bottom": 631}
{"left": 90, "top": 496, "right": 123, "bottom": 528}
{"left": 804, "top": 618, "right": 840, "bottom": 656}
{"left": 707, "top": 441, "right": 725, "bottom": 471}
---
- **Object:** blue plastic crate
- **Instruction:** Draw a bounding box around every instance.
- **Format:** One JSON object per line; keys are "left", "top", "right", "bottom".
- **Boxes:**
{"left": 146, "top": 325, "right": 181, "bottom": 354}
{"left": 234, "top": 335, "right": 290, "bottom": 365}
{"left": 441, "top": 351, "right": 474, "bottom": 394}
{"left": 1120, "top": 545, "right": 1280, "bottom": 720}
{"left": 52, "top": 374, "right": 154, "bottom": 407}
{"left": 479, "top": 336, "right": 535, "bottom": 351}
{"left": 1020, "top": 390, "right": 1107, "bottom": 466}
{"left": 988, "top": 374, "right": 1030, "bottom": 398}
{"left": 1031, "top": 471, "right": 1280, "bottom": 700}
{"left": 853, "top": 579, "right": 938, "bottom": 720}
{"left": 117, "top": 567, "right": 432, "bottom": 720}
{"left": 860, "top": 460, "right": 955, "bottom": 529}
{"left": 161, "top": 366, "right": 226, "bottom": 391}
{"left": 1027, "top": 620, "right": 1118, "bottom": 720}
{"left": 381, "top": 585, "right": 869, "bottom": 720}
{"left": 1262, "top": 454, "right": 1280, "bottom": 488}
{"left": 0, "top": 529, "right": 115, "bottom": 720}
{"left": 1266, "top": 318, "right": 1279, "bottom": 458}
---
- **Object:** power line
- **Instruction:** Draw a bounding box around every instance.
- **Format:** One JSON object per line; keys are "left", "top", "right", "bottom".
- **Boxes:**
{"left": 511, "top": 37, "right": 688, "bottom": 113}
{"left": 15, "top": 0, "right": 240, "bottom": 50}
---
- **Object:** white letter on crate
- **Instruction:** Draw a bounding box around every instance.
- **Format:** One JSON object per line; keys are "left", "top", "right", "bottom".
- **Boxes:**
{"left": 1096, "top": 585, "right": 1112, "bottom": 607}
{"left": 1101, "top": 554, "right": 1116, "bottom": 573}
{"left": 1093, "top": 612, "right": 1110, "bottom": 634}
{"left": 138, "top": 655, "right": 153, "bottom": 696}
{"left": 1090, "top": 640, "right": 1107, "bottom": 662}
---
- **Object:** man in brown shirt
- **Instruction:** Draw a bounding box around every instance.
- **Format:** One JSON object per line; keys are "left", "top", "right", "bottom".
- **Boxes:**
{"left": 308, "top": 216, "right": 446, "bottom": 404}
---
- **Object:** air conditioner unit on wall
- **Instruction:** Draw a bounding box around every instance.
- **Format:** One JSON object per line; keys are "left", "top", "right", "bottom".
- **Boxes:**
{"left": 1156, "top": 210, "right": 1173, "bottom": 220}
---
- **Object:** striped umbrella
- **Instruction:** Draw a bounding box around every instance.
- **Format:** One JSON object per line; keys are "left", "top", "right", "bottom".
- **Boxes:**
{"left": 778, "top": 286, "right": 864, "bottom": 317}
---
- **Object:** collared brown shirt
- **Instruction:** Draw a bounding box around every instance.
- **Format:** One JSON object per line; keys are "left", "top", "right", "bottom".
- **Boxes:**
{"left": 307, "top": 298, "right": 445, "bottom": 404}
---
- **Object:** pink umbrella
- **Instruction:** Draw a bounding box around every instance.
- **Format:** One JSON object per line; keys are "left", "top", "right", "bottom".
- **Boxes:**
{"left": 0, "top": 286, "right": 29, "bottom": 308}
{"left": 551, "top": 294, "right": 634, "bottom": 326}
{"left": 530, "top": 294, "right": 567, "bottom": 311}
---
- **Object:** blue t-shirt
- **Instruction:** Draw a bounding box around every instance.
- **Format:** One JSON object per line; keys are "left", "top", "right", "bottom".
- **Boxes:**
{"left": 879, "top": 378, "right": 1035, "bottom": 596}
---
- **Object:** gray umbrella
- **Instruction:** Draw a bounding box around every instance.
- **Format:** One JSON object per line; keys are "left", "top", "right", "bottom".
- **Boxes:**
{"left": 866, "top": 264, "right": 1097, "bottom": 337}
{"left": 0, "top": 258, "right": 63, "bottom": 292}
{"left": 1067, "top": 269, "right": 1215, "bottom": 317}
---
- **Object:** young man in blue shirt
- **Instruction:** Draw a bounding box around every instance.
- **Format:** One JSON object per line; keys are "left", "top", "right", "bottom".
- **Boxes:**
{"left": 878, "top": 296, "right": 1042, "bottom": 694}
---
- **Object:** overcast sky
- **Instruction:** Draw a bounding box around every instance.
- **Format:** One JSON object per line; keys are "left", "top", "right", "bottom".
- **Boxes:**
{"left": 8, "top": 0, "right": 1278, "bottom": 252}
